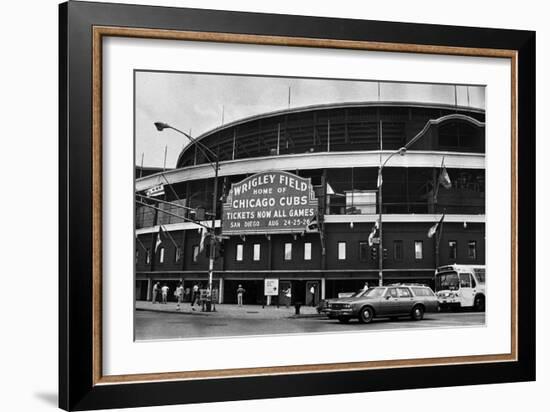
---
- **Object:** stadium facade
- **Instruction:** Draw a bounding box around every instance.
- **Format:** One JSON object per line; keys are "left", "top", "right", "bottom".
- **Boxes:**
{"left": 135, "top": 101, "right": 485, "bottom": 306}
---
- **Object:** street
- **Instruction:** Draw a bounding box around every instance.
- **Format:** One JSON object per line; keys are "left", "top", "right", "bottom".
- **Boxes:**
{"left": 135, "top": 304, "right": 485, "bottom": 340}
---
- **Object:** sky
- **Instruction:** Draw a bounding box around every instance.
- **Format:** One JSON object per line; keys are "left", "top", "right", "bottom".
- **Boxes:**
{"left": 135, "top": 72, "right": 485, "bottom": 168}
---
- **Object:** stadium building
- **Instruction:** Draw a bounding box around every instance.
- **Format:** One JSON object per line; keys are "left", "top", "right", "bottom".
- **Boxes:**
{"left": 135, "top": 101, "right": 485, "bottom": 306}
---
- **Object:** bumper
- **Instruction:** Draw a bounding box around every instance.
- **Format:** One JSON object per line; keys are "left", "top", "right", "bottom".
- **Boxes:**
{"left": 438, "top": 300, "right": 461, "bottom": 310}
{"left": 323, "top": 308, "right": 355, "bottom": 318}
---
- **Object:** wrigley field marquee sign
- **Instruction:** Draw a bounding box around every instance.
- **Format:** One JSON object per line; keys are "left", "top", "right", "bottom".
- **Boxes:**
{"left": 222, "top": 171, "right": 318, "bottom": 235}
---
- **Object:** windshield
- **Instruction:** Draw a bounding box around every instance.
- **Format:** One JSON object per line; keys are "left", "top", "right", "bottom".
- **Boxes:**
{"left": 435, "top": 272, "right": 459, "bottom": 291}
{"left": 363, "top": 287, "right": 386, "bottom": 298}
{"left": 474, "top": 268, "right": 486, "bottom": 283}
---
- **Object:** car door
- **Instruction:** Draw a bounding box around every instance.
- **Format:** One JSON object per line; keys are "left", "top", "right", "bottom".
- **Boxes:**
{"left": 380, "top": 287, "right": 400, "bottom": 315}
{"left": 396, "top": 287, "right": 415, "bottom": 314}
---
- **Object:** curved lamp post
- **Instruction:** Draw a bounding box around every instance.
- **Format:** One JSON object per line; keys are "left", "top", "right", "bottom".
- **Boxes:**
{"left": 377, "top": 147, "right": 406, "bottom": 286}
{"left": 376, "top": 115, "right": 445, "bottom": 286}
{"left": 154, "top": 122, "right": 220, "bottom": 309}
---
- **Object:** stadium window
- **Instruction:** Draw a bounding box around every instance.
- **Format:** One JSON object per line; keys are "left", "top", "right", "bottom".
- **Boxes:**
{"left": 135, "top": 250, "right": 139, "bottom": 264}
{"left": 468, "top": 241, "right": 477, "bottom": 260}
{"left": 175, "top": 247, "right": 182, "bottom": 263}
{"left": 338, "top": 241, "right": 346, "bottom": 260}
{"left": 414, "top": 241, "right": 423, "bottom": 260}
{"left": 304, "top": 242, "right": 312, "bottom": 260}
{"left": 146, "top": 249, "right": 151, "bottom": 264}
{"left": 159, "top": 247, "right": 165, "bottom": 263}
{"left": 449, "top": 241, "right": 457, "bottom": 260}
{"left": 253, "top": 244, "right": 261, "bottom": 261}
{"left": 192, "top": 245, "right": 199, "bottom": 263}
{"left": 236, "top": 244, "right": 244, "bottom": 261}
{"left": 284, "top": 243, "right": 292, "bottom": 261}
{"left": 393, "top": 240, "right": 403, "bottom": 261}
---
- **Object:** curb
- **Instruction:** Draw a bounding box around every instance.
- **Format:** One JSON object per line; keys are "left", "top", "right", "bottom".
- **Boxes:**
{"left": 136, "top": 307, "right": 211, "bottom": 316}
{"left": 289, "top": 314, "right": 325, "bottom": 319}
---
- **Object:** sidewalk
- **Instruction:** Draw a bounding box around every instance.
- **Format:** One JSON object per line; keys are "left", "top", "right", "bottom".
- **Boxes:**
{"left": 136, "top": 300, "right": 322, "bottom": 319}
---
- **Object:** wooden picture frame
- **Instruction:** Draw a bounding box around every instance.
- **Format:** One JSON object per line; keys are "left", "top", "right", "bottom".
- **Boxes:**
{"left": 59, "top": 1, "right": 535, "bottom": 410}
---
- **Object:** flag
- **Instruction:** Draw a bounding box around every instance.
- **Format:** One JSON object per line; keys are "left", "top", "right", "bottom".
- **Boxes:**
{"left": 428, "top": 214, "right": 445, "bottom": 238}
{"left": 305, "top": 214, "right": 319, "bottom": 232}
{"left": 155, "top": 226, "right": 163, "bottom": 252}
{"left": 326, "top": 183, "right": 335, "bottom": 195}
{"left": 368, "top": 224, "right": 377, "bottom": 247}
{"left": 377, "top": 169, "right": 383, "bottom": 188}
{"left": 199, "top": 226, "right": 208, "bottom": 252}
{"left": 439, "top": 165, "right": 452, "bottom": 189}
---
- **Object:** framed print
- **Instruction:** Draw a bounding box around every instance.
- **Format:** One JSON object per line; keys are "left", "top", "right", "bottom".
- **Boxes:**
{"left": 59, "top": 1, "right": 536, "bottom": 410}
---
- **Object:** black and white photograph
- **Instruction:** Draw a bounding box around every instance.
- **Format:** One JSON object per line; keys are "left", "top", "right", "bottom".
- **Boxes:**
{"left": 134, "top": 72, "right": 487, "bottom": 340}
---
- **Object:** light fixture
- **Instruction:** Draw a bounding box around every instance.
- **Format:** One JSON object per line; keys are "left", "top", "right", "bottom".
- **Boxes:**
{"left": 154, "top": 121, "right": 170, "bottom": 131}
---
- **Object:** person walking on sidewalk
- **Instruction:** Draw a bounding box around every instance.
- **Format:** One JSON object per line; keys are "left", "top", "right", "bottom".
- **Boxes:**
{"left": 309, "top": 285, "right": 316, "bottom": 307}
{"left": 175, "top": 282, "right": 184, "bottom": 311}
{"left": 161, "top": 284, "right": 169, "bottom": 304}
{"left": 284, "top": 286, "right": 292, "bottom": 308}
{"left": 237, "top": 284, "right": 246, "bottom": 306}
{"left": 152, "top": 282, "right": 160, "bottom": 304}
{"left": 190, "top": 283, "right": 199, "bottom": 307}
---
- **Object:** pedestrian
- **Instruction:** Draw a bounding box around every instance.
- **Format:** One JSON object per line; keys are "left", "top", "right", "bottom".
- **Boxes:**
{"left": 310, "top": 285, "right": 316, "bottom": 307}
{"left": 152, "top": 282, "right": 160, "bottom": 304}
{"left": 175, "top": 282, "right": 184, "bottom": 310}
{"left": 191, "top": 283, "right": 199, "bottom": 307}
{"left": 161, "top": 284, "right": 169, "bottom": 304}
{"left": 284, "top": 286, "right": 292, "bottom": 308}
{"left": 236, "top": 284, "right": 246, "bottom": 306}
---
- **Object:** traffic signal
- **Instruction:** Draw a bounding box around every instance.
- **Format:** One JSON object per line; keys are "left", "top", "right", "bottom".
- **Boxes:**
{"left": 370, "top": 247, "right": 378, "bottom": 261}
{"left": 217, "top": 242, "right": 225, "bottom": 259}
{"left": 383, "top": 248, "right": 388, "bottom": 260}
{"left": 193, "top": 207, "right": 206, "bottom": 220}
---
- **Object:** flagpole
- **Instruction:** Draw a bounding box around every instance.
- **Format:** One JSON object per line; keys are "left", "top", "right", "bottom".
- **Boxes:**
{"left": 433, "top": 211, "right": 446, "bottom": 274}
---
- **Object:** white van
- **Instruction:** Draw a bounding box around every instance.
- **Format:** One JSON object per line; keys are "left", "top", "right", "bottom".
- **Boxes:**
{"left": 434, "top": 265, "right": 486, "bottom": 311}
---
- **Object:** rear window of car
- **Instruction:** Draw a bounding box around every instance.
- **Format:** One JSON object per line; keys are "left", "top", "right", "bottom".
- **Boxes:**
{"left": 411, "top": 287, "right": 435, "bottom": 297}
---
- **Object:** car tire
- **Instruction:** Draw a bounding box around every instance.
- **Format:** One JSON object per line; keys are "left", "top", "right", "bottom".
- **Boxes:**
{"left": 474, "top": 295, "right": 485, "bottom": 312}
{"left": 411, "top": 305, "right": 424, "bottom": 321}
{"left": 358, "top": 306, "right": 374, "bottom": 324}
{"left": 338, "top": 317, "right": 350, "bottom": 324}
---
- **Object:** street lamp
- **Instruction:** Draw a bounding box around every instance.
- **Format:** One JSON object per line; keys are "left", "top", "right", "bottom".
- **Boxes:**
{"left": 376, "top": 116, "right": 441, "bottom": 286}
{"left": 377, "top": 146, "right": 407, "bottom": 286}
{"left": 154, "top": 121, "right": 220, "bottom": 310}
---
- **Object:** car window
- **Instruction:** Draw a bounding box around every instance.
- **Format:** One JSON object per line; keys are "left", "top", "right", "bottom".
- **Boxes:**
{"left": 365, "top": 288, "right": 385, "bottom": 298}
{"left": 397, "top": 287, "right": 412, "bottom": 298}
{"left": 412, "top": 287, "right": 435, "bottom": 297}
{"left": 459, "top": 273, "right": 472, "bottom": 288}
{"left": 386, "top": 288, "right": 398, "bottom": 298}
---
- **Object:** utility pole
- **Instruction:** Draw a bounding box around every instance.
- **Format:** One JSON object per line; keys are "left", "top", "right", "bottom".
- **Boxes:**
{"left": 208, "top": 156, "right": 219, "bottom": 309}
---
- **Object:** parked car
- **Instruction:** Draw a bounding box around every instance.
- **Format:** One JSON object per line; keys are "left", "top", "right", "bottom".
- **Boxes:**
{"left": 322, "top": 284, "right": 439, "bottom": 324}
{"left": 317, "top": 290, "right": 363, "bottom": 315}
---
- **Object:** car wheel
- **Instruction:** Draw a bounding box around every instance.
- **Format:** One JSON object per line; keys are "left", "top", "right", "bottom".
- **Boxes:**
{"left": 358, "top": 306, "right": 374, "bottom": 324}
{"left": 474, "top": 295, "right": 485, "bottom": 312}
{"left": 338, "top": 317, "right": 350, "bottom": 324}
{"left": 411, "top": 305, "right": 424, "bottom": 321}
